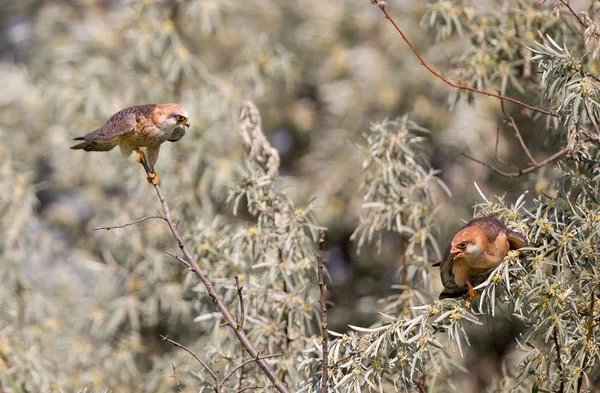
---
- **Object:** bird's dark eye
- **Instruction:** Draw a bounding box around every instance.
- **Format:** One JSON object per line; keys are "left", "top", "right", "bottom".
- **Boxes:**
{"left": 176, "top": 115, "right": 186, "bottom": 122}
{"left": 457, "top": 242, "right": 467, "bottom": 249}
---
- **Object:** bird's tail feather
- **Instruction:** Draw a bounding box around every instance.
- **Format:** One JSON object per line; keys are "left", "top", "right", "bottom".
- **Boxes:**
{"left": 70, "top": 140, "right": 115, "bottom": 151}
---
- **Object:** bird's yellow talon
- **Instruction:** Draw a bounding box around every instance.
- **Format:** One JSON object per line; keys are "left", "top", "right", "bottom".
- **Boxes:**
{"left": 148, "top": 172, "right": 159, "bottom": 185}
{"left": 467, "top": 280, "right": 478, "bottom": 301}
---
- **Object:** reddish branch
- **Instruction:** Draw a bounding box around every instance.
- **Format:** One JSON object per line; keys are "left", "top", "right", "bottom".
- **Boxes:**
{"left": 558, "top": 0, "right": 599, "bottom": 38}
{"left": 371, "top": 1, "right": 558, "bottom": 118}
{"left": 317, "top": 230, "right": 329, "bottom": 393}
{"left": 462, "top": 103, "right": 570, "bottom": 177}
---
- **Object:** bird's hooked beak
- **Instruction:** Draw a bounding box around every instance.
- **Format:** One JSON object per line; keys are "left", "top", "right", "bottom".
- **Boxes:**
{"left": 182, "top": 119, "right": 190, "bottom": 128}
{"left": 450, "top": 247, "right": 464, "bottom": 259}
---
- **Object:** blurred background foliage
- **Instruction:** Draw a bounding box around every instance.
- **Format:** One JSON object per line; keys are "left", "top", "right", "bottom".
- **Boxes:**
{"left": 1, "top": 0, "right": 600, "bottom": 392}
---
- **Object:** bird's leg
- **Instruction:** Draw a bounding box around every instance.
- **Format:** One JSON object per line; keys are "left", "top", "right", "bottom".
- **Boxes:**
{"left": 135, "top": 148, "right": 159, "bottom": 185}
{"left": 467, "top": 280, "right": 478, "bottom": 301}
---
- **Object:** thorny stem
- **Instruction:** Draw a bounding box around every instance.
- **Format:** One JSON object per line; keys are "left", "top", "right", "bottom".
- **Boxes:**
{"left": 553, "top": 328, "right": 565, "bottom": 393}
{"left": 317, "top": 230, "right": 329, "bottom": 393}
{"left": 371, "top": 1, "right": 558, "bottom": 118}
{"left": 134, "top": 157, "right": 289, "bottom": 393}
{"left": 577, "top": 286, "right": 597, "bottom": 393}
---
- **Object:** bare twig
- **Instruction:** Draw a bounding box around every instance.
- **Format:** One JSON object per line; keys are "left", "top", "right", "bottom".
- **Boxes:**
{"left": 558, "top": 0, "right": 598, "bottom": 37}
{"left": 237, "top": 386, "right": 264, "bottom": 393}
{"left": 161, "top": 335, "right": 218, "bottom": 382}
{"left": 92, "top": 215, "right": 166, "bottom": 231}
{"left": 371, "top": 1, "right": 558, "bottom": 117}
{"left": 219, "top": 353, "right": 282, "bottom": 389}
{"left": 166, "top": 250, "right": 191, "bottom": 269}
{"left": 317, "top": 229, "right": 329, "bottom": 393}
{"left": 171, "top": 363, "right": 183, "bottom": 393}
{"left": 500, "top": 101, "right": 538, "bottom": 165}
{"left": 553, "top": 328, "right": 565, "bottom": 393}
{"left": 132, "top": 152, "right": 290, "bottom": 393}
{"left": 334, "top": 349, "right": 365, "bottom": 365}
{"left": 577, "top": 286, "right": 597, "bottom": 393}
{"left": 462, "top": 146, "right": 570, "bottom": 178}
{"left": 102, "top": 103, "right": 290, "bottom": 393}
{"left": 235, "top": 275, "right": 245, "bottom": 329}
{"left": 399, "top": 212, "right": 408, "bottom": 287}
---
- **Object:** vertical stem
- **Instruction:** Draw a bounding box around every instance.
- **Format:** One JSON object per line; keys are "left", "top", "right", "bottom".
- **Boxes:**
{"left": 553, "top": 327, "right": 565, "bottom": 393}
{"left": 577, "top": 286, "right": 596, "bottom": 393}
{"left": 317, "top": 230, "right": 329, "bottom": 393}
{"left": 400, "top": 212, "right": 408, "bottom": 287}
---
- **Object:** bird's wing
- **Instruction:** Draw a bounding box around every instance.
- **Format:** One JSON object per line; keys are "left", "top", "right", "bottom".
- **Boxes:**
{"left": 86, "top": 112, "right": 137, "bottom": 141}
{"left": 506, "top": 230, "right": 528, "bottom": 250}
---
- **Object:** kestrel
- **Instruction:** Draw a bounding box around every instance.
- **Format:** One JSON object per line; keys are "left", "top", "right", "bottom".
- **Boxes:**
{"left": 434, "top": 216, "right": 527, "bottom": 300}
{"left": 70, "top": 103, "right": 190, "bottom": 184}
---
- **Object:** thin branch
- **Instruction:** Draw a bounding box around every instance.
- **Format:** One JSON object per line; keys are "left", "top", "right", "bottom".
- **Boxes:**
{"left": 161, "top": 335, "right": 218, "bottom": 382}
{"left": 553, "top": 328, "right": 565, "bottom": 393}
{"left": 317, "top": 229, "right": 329, "bottom": 393}
{"left": 171, "top": 363, "right": 183, "bottom": 393}
{"left": 334, "top": 349, "right": 366, "bottom": 365}
{"left": 166, "top": 250, "right": 191, "bottom": 269}
{"left": 558, "top": 0, "right": 598, "bottom": 38}
{"left": 500, "top": 100, "right": 538, "bottom": 165}
{"left": 219, "top": 354, "right": 283, "bottom": 389}
{"left": 462, "top": 146, "right": 570, "bottom": 178}
{"left": 132, "top": 151, "right": 289, "bottom": 393}
{"left": 237, "top": 386, "right": 264, "bottom": 393}
{"left": 371, "top": 1, "right": 558, "bottom": 117}
{"left": 577, "top": 285, "right": 597, "bottom": 393}
{"left": 235, "top": 275, "right": 245, "bottom": 329}
{"left": 92, "top": 215, "right": 166, "bottom": 231}
{"left": 399, "top": 212, "right": 408, "bottom": 287}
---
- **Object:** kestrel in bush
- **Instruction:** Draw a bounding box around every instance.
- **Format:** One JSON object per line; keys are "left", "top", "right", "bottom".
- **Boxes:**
{"left": 434, "top": 216, "right": 527, "bottom": 300}
{"left": 70, "top": 103, "right": 190, "bottom": 184}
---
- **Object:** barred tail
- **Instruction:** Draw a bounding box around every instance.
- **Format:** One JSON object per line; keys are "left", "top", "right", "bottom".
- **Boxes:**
{"left": 70, "top": 138, "right": 116, "bottom": 152}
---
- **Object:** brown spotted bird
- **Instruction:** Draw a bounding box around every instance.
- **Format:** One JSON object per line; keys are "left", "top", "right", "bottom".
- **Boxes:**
{"left": 434, "top": 216, "right": 527, "bottom": 300}
{"left": 70, "top": 103, "right": 190, "bottom": 184}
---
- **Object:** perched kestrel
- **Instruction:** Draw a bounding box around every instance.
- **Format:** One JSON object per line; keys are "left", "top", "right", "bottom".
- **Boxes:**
{"left": 434, "top": 216, "right": 527, "bottom": 300}
{"left": 70, "top": 103, "right": 190, "bottom": 184}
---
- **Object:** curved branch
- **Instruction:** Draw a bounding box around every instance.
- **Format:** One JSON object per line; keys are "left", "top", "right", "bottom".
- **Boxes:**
{"left": 371, "top": 1, "right": 558, "bottom": 118}
{"left": 461, "top": 146, "right": 570, "bottom": 178}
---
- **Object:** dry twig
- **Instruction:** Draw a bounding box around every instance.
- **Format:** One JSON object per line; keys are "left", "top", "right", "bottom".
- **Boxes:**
{"left": 171, "top": 363, "right": 183, "bottom": 393}
{"left": 317, "top": 229, "right": 329, "bottom": 393}
{"left": 131, "top": 152, "right": 290, "bottom": 393}
{"left": 371, "top": 0, "right": 558, "bottom": 117}
{"left": 462, "top": 101, "right": 571, "bottom": 177}
{"left": 161, "top": 335, "right": 218, "bottom": 382}
{"left": 92, "top": 215, "right": 166, "bottom": 231}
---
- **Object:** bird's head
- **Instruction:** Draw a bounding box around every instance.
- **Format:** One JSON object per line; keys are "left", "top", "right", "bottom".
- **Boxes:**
{"left": 450, "top": 227, "right": 485, "bottom": 260}
{"left": 157, "top": 103, "right": 190, "bottom": 131}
